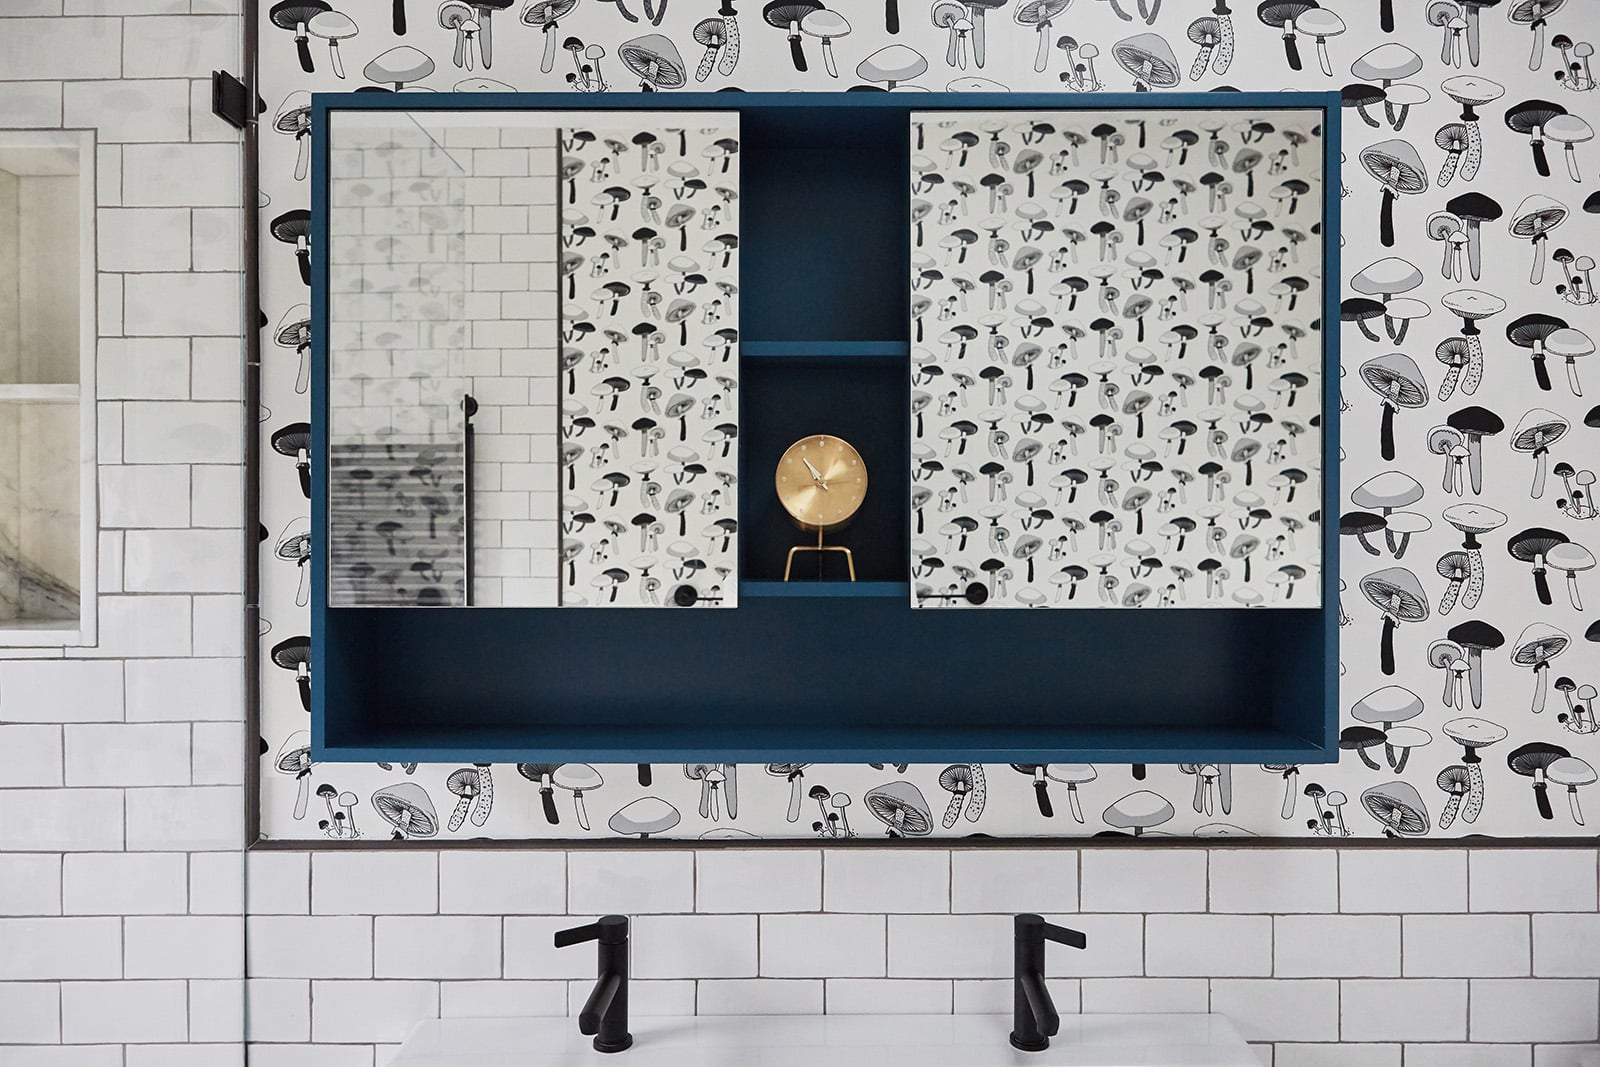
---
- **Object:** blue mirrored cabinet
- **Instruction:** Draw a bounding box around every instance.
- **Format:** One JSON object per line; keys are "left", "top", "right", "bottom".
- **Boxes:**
{"left": 309, "top": 92, "right": 1339, "bottom": 766}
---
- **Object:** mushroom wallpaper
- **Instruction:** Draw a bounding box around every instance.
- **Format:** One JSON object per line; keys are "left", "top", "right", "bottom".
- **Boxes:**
{"left": 908, "top": 105, "right": 1326, "bottom": 610}
{"left": 559, "top": 117, "right": 743, "bottom": 608}
{"left": 259, "top": 0, "right": 1599, "bottom": 841}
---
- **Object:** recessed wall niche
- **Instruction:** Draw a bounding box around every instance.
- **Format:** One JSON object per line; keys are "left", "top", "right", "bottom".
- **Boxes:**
{"left": 0, "top": 131, "right": 97, "bottom": 644}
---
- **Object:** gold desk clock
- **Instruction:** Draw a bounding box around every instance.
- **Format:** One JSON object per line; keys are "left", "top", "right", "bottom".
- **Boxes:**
{"left": 775, "top": 434, "right": 867, "bottom": 581}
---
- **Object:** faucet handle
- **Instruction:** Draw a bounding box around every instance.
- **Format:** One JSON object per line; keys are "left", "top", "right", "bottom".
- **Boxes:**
{"left": 1015, "top": 912, "right": 1087, "bottom": 949}
{"left": 555, "top": 914, "right": 630, "bottom": 948}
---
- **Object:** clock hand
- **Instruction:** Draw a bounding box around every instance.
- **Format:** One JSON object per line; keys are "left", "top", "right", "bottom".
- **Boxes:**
{"left": 801, "top": 457, "right": 829, "bottom": 489}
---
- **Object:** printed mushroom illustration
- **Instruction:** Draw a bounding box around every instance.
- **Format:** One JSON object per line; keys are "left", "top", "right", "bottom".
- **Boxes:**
{"left": 274, "top": 517, "right": 312, "bottom": 607}
{"left": 1546, "top": 541, "right": 1594, "bottom": 609}
{"left": 1445, "top": 406, "right": 1503, "bottom": 496}
{"left": 522, "top": 0, "right": 580, "bottom": 73}
{"left": 855, "top": 45, "right": 929, "bottom": 89}
{"left": 270, "top": 423, "right": 313, "bottom": 499}
{"left": 1509, "top": 620, "right": 1569, "bottom": 713}
{"left": 1443, "top": 193, "right": 1503, "bottom": 282}
{"left": 1360, "top": 566, "right": 1430, "bottom": 675}
{"left": 552, "top": 765, "right": 602, "bottom": 830}
{"left": 1508, "top": 0, "right": 1566, "bottom": 69}
{"left": 1438, "top": 289, "right": 1503, "bottom": 394}
{"left": 1013, "top": 0, "right": 1071, "bottom": 74}
{"left": 763, "top": 0, "right": 822, "bottom": 71}
{"left": 1340, "top": 726, "right": 1389, "bottom": 771}
{"left": 1440, "top": 77, "right": 1505, "bottom": 184}
{"left": 1048, "top": 764, "right": 1096, "bottom": 823}
{"left": 362, "top": 46, "right": 435, "bottom": 89}
{"left": 937, "top": 763, "right": 987, "bottom": 826}
{"left": 1436, "top": 765, "right": 1470, "bottom": 828}
{"left": 1509, "top": 407, "right": 1570, "bottom": 496}
{"left": 863, "top": 780, "right": 934, "bottom": 836}
{"left": 274, "top": 305, "right": 312, "bottom": 395}
{"left": 1446, "top": 620, "right": 1505, "bottom": 710}
{"left": 275, "top": 731, "right": 313, "bottom": 820}
{"left": 1506, "top": 526, "right": 1570, "bottom": 604}
{"left": 1101, "top": 790, "right": 1175, "bottom": 836}
{"left": 1442, "top": 505, "right": 1507, "bottom": 613}
{"left": 372, "top": 782, "right": 439, "bottom": 840}
{"left": 1351, "top": 472, "right": 1424, "bottom": 557}
{"left": 767, "top": 763, "right": 812, "bottom": 822}
{"left": 1359, "top": 139, "right": 1428, "bottom": 247}
{"left": 516, "top": 763, "right": 563, "bottom": 824}
{"left": 618, "top": 33, "right": 686, "bottom": 90}
{"left": 1547, "top": 756, "right": 1596, "bottom": 824}
{"left": 273, "top": 92, "right": 313, "bottom": 181}
{"left": 270, "top": 635, "right": 311, "bottom": 712}
{"left": 1545, "top": 327, "right": 1592, "bottom": 395}
{"left": 1508, "top": 741, "right": 1571, "bottom": 819}
{"left": 1013, "top": 763, "right": 1057, "bottom": 816}
{"left": 270, "top": 210, "right": 313, "bottom": 286}
{"left": 608, "top": 796, "right": 681, "bottom": 838}
{"left": 444, "top": 768, "right": 482, "bottom": 832}
{"left": 270, "top": 0, "right": 332, "bottom": 73}
{"left": 1257, "top": 0, "right": 1318, "bottom": 71}
{"left": 1507, "top": 195, "right": 1567, "bottom": 283}
{"left": 1112, "top": 33, "right": 1181, "bottom": 92}
{"left": 1504, "top": 99, "right": 1568, "bottom": 176}
{"left": 1359, "top": 353, "right": 1427, "bottom": 461}
{"left": 1360, "top": 781, "right": 1430, "bottom": 837}
{"left": 307, "top": 9, "right": 357, "bottom": 76}
{"left": 1351, "top": 685, "right": 1425, "bottom": 770}
{"left": 800, "top": 8, "right": 850, "bottom": 77}
{"left": 1443, "top": 716, "right": 1508, "bottom": 822}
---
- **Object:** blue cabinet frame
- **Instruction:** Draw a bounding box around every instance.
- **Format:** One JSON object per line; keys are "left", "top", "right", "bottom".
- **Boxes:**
{"left": 308, "top": 91, "right": 1340, "bottom": 764}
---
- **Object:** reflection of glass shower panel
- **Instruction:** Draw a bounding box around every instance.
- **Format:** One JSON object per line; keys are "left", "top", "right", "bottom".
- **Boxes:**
{"left": 327, "top": 121, "right": 469, "bottom": 606}
{"left": 329, "top": 435, "right": 466, "bottom": 606}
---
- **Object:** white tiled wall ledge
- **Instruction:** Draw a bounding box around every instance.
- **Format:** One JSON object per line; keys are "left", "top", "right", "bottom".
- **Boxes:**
{"left": 185, "top": 846, "right": 1600, "bottom": 1060}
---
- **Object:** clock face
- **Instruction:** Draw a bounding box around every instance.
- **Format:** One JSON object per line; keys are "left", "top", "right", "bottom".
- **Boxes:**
{"left": 775, "top": 435, "right": 869, "bottom": 530}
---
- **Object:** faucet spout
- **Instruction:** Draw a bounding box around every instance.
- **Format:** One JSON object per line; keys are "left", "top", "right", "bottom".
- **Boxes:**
{"left": 579, "top": 970, "right": 623, "bottom": 1036}
{"left": 1018, "top": 970, "right": 1059, "bottom": 1038}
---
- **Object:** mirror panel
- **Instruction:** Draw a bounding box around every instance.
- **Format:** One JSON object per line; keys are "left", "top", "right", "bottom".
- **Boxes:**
{"left": 322, "top": 109, "right": 740, "bottom": 608}
{"left": 909, "top": 106, "right": 1327, "bottom": 609}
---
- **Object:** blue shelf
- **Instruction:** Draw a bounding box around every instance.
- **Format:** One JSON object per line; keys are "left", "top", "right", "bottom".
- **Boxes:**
{"left": 743, "top": 581, "right": 907, "bottom": 599}
{"left": 311, "top": 91, "right": 1340, "bottom": 766}
{"left": 742, "top": 341, "right": 908, "bottom": 359}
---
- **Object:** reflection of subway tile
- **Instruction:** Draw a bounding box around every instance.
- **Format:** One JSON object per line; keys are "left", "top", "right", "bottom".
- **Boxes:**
{"left": 501, "top": 177, "right": 559, "bottom": 208}
{"left": 470, "top": 149, "right": 532, "bottom": 177}
{"left": 462, "top": 176, "right": 501, "bottom": 205}
{"left": 473, "top": 548, "right": 532, "bottom": 578}
{"left": 472, "top": 320, "right": 528, "bottom": 349}
{"left": 499, "top": 349, "right": 558, "bottom": 377}
{"left": 502, "top": 289, "right": 558, "bottom": 320}
{"left": 500, "top": 577, "right": 558, "bottom": 605}
{"left": 471, "top": 205, "right": 528, "bottom": 233}
{"left": 501, "top": 404, "right": 557, "bottom": 436}
{"left": 472, "top": 488, "right": 530, "bottom": 520}
{"left": 502, "top": 234, "right": 559, "bottom": 263}
{"left": 464, "top": 234, "right": 501, "bottom": 263}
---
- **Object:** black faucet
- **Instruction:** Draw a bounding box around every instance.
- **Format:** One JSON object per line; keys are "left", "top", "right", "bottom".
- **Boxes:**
{"left": 555, "top": 914, "right": 633, "bottom": 1053}
{"left": 1010, "top": 912, "right": 1086, "bottom": 1052}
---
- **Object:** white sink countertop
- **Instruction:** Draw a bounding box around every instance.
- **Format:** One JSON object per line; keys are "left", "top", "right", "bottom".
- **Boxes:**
{"left": 391, "top": 1013, "right": 1257, "bottom": 1067}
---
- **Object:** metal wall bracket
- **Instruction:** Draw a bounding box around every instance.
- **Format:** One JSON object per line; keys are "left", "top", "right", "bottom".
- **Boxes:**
{"left": 212, "top": 70, "right": 263, "bottom": 130}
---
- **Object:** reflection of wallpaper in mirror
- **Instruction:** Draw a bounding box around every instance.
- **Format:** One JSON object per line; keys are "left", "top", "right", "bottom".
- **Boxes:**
{"left": 909, "top": 108, "right": 1325, "bottom": 609}
{"left": 559, "top": 117, "right": 741, "bottom": 608}
{"left": 325, "top": 114, "right": 563, "bottom": 607}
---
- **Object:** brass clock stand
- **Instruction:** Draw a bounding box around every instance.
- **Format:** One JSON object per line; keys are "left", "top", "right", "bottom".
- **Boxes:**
{"left": 775, "top": 434, "right": 867, "bottom": 582}
{"left": 783, "top": 525, "right": 857, "bottom": 581}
